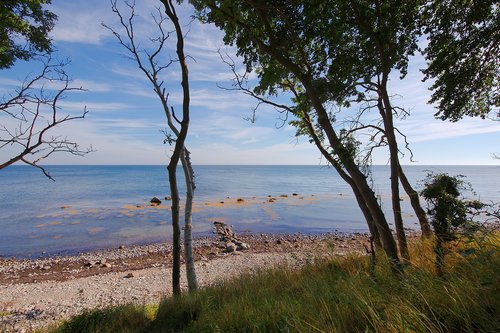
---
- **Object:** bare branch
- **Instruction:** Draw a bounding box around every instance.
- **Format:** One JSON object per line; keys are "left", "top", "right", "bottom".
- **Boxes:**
{"left": 0, "top": 58, "right": 92, "bottom": 178}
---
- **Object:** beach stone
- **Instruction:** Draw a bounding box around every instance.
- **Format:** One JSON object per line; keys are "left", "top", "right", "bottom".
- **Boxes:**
{"left": 150, "top": 197, "right": 161, "bottom": 205}
{"left": 42, "top": 266, "right": 51, "bottom": 270}
{"left": 237, "top": 242, "right": 250, "bottom": 251}
{"left": 292, "top": 193, "right": 299, "bottom": 196}
{"left": 236, "top": 198, "right": 245, "bottom": 202}
{"left": 225, "top": 242, "right": 237, "bottom": 253}
{"left": 124, "top": 273, "right": 134, "bottom": 278}
{"left": 99, "top": 259, "right": 106, "bottom": 265}
{"left": 102, "top": 263, "right": 112, "bottom": 268}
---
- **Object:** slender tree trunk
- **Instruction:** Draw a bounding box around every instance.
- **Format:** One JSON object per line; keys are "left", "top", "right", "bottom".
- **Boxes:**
{"left": 301, "top": 112, "right": 382, "bottom": 249}
{"left": 302, "top": 79, "right": 399, "bottom": 263}
{"left": 162, "top": 0, "right": 191, "bottom": 296}
{"left": 379, "top": 84, "right": 410, "bottom": 261}
{"left": 166, "top": 164, "right": 182, "bottom": 296}
{"left": 398, "top": 165, "right": 432, "bottom": 237}
{"left": 435, "top": 236, "right": 444, "bottom": 276}
{"left": 181, "top": 148, "right": 198, "bottom": 292}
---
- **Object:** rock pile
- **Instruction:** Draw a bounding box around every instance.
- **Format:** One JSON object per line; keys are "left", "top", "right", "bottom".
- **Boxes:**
{"left": 213, "top": 221, "right": 250, "bottom": 253}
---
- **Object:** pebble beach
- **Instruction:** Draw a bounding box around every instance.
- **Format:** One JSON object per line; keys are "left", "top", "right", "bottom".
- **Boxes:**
{"left": 0, "top": 231, "right": 372, "bottom": 332}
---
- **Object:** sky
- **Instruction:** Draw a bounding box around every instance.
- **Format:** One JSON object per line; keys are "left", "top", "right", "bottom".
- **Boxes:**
{"left": 1, "top": 0, "right": 499, "bottom": 166}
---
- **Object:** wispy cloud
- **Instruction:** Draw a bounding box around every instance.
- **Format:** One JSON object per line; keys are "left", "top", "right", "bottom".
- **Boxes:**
{"left": 401, "top": 118, "right": 500, "bottom": 143}
{"left": 57, "top": 101, "right": 132, "bottom": 112}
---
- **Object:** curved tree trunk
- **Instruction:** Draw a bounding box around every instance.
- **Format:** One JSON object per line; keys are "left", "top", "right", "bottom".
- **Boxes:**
{"left": 398, "top": 165, "right": 432, "bottom": 237}
{"left": 301, "top": 112, "right": 382, "bottom": 249}
{"left": 181, "top": 148, "right": 198, "bottom": 292}
{"left": 302, "top": 79, "right": 399, "bottom": 263}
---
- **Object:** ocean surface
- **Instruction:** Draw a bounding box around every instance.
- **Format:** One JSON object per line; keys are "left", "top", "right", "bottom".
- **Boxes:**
{"left": 0, "top": 165, "right": 498, "bottom": 258}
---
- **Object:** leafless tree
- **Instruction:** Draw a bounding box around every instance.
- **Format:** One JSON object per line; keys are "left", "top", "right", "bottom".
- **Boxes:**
{"left": 104, "top": 0, "right": 197, "bottom": 295}
{"left": 0, "top": 57, "right": 91, "bottom": 180}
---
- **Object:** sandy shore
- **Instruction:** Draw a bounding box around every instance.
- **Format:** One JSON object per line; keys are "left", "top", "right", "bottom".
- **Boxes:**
{"left": 0, "top": 232, "right": 371, "bottom": 332}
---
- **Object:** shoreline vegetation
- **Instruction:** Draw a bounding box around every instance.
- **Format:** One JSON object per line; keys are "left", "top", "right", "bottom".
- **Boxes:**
{"left": 1, "top": 229, "right": 498, "bottom": 332}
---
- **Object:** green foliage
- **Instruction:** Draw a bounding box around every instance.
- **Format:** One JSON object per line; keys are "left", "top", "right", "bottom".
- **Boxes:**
{"left": 423, "top": 0, "right": 499, "bottom": 121}
{"left": 421, "top": 173, "right": 474, "bottom": 241}
{"left": 48, "top": 237, "right": 500, "bottom": 333}
{"left": 0, "top": 0, "right": 56, "bottom": 69}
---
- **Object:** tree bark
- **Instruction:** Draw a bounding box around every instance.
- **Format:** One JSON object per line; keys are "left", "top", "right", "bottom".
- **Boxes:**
{"left": 301, "top": 112, "right": 382, "bottom": 249}
{"left": 166, "top": 164, "right": 181, "bottom": 296}
{"left": 301, "top": 77, "right": 399, "bottom": 263}
{"left": 379, "top": 83, "right": 410, "bottom": 261}
{"left": 181, "top": 148, "right": 198, "bottom": 292}
{"left": 398, "top": 165, "right": 433, "bottom": 237}
{"left": 162, "top": 0, "right": 192, "bottom": 296}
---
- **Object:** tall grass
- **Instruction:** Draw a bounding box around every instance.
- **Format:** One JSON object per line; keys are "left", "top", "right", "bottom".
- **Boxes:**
{"left": 50, "top": 234, "right": 499, "bottom": 333}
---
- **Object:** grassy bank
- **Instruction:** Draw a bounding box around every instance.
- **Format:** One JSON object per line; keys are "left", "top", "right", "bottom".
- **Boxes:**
{"left": 49, "top": 236, "right": 499, "bottom": 333}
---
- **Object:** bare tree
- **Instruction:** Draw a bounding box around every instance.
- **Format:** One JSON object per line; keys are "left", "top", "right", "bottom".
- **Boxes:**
{"left": 0, "top": 57, "right": 91, "bottom": 180}
{"left": 104, "top": 0, "right": 197, "bottom": 295}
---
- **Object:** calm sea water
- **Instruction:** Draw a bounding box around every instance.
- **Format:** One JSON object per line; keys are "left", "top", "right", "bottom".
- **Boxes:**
{"left": 0, "top": 165, "right": 498, "bottom": 258}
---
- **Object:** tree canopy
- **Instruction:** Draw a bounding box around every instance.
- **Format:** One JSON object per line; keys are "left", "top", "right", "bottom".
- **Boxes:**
{"left": 423, "top": 0, "right": 499, "bottom": 121}
{"left": 0, "top": 0, "right": 56, "bottom": 69}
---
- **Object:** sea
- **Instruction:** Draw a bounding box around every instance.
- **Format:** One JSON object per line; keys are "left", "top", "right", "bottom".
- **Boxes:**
{"left": 0, "top": 165, "right": 498, "bottom": 258}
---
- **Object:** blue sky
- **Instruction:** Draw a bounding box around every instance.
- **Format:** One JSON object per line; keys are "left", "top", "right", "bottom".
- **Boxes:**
{"left": 1, "top": 0, "right": 499, "bottom": 166}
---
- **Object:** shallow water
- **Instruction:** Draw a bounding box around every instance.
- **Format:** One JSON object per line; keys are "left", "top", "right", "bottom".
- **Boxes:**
{"left": 0, "top": 165, "right": 498, "bottom": 257}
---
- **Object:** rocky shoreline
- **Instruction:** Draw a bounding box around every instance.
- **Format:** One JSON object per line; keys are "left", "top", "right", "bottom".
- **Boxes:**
{"left": 0, "top": 230, "right": 373, "bottom": 332}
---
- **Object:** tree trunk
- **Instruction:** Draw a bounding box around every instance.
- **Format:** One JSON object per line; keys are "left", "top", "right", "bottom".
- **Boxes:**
{"left": 398, "top": 165, "right": 432, "bottom": 237}
{"left": 302, "top": 79, "right": 399, "bottom": 263}
{"left": 181, "top": 148, "right": 198, "bottom": 292}
{"left": 166, "top": 164, "right": 181, "bottom": 296}
{"left": 301, "top": 112, "right": 382, "bottom": 249}
{"left": 162, "top": 0, "right": 191, "bottom": 296}
{"left": 435, "top": 236, "right": 444, "bottom": 276}
{"left": 379, "top": 85, "right": 410, "bottom": 261}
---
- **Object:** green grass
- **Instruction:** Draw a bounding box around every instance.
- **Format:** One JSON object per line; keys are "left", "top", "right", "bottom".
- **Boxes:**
{"left": 49, "top": 236, "right": 500, "bottom": 333}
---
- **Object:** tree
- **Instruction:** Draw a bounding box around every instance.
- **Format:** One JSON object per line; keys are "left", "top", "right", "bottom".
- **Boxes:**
{"left": 329, "top": 0, "right": 435, "bottom": 258}
{"left": 192, "top": 0, "right": 401, "bottom": 265}
{"left": 420, "top": 173, "right": 483, "bottom": 275}
{"left": 104, "top": 0, "right": 198, "bottom": 295}
{"left": 0, "top": 0, "right": 56, "bottom": 69}
{"left": 423, "top": 0, "right": 499, "bottom": 121}
{"left": 0, "top": 57, "right": 91, "bottom": 179}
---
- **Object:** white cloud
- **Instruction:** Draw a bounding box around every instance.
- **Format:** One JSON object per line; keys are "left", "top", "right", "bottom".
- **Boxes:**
{"left": 50, "top": 3, "right": 111, "bottom": 45}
